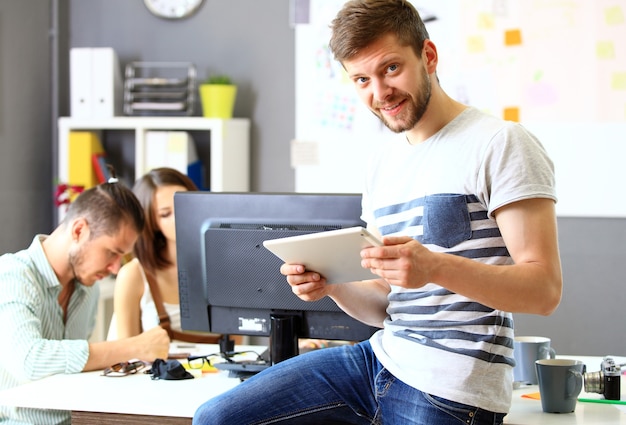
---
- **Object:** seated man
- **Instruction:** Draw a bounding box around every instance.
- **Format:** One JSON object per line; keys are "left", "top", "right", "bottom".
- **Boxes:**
{"left": 0, "top": 181, "right": 170, "bottom": 425}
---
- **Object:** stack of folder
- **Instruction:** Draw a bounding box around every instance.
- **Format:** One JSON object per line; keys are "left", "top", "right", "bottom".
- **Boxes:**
{"left": 124, "top": 62, "right": 196, "bottom": 116}
{"left": 70, "top": 47, "right": 123, "bottom": 118}
{"left": 68, "top": 131, "right": 107, "bottom": 193}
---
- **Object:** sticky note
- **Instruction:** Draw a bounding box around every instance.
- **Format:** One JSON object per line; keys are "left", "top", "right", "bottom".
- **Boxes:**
{"left": 596, "top": 41, "right": 615, "bottom": 59}
{"left": 522, "top": 392, "right": 541, "bottom": 400}
{"left": 477, "top": 12, "right": 495, "bottom": 30}
{"left": 503, "top": 107, "right": 520, "bottom": 122}
{"left": 290, "top": 139, "right": 319, "bottom": 167}
{"left": 605, "top": 6, "right": 625, "bottom": 25}
{"left": 467, "top": 35, "right": 485, "bottom": 53}
{"left": 504, "top": 29, "right": 522, "bottom": 46}
{"left": 611, "top": 72, "right": 626, "bottom": 90}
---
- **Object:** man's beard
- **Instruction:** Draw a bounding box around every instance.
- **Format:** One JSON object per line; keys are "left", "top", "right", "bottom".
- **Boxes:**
{"left": 373, "top": 68, "right": 432, "bottom": 134}
{"left": 68, "top": 244, "right": 86, "bottom": 284}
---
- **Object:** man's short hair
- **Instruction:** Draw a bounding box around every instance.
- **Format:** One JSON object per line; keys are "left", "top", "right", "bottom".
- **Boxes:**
{"left": 329, "top": 0, "right": 430, "bottom": 63}
{"left": 63, "top": 182, "right": 145, "bottom": 238}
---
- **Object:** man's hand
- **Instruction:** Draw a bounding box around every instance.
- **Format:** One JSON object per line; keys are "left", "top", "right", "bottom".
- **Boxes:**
{"left": 361, "top": 236, "right": 436, "bottom": 289}
{"left": 134, "top": 326, "right": 170, "bottom": 361}
{"left": 280, "top": 264, "right": 331, "bottom": 302}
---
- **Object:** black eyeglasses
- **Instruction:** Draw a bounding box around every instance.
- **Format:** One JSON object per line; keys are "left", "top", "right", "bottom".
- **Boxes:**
{"left": 187, "top": 353, "right": 221, "bottom": 369}
{"left": 102, "top": 360, "right": 146, "bottom": 377}
{"left": 187, "top": 351, "right": 264, "bottom": 369}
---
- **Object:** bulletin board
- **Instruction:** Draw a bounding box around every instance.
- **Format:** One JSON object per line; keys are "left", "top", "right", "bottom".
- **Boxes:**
{"left": 293, "top": 0, "right": 626, "bottom": 217}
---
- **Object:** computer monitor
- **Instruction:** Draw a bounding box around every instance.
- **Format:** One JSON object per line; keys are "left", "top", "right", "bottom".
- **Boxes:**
{"left": 175, "top": 192, "right": 377, "bottom": 371}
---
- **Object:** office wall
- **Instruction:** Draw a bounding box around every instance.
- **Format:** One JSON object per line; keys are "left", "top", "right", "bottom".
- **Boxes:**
{"left": 0, "top": 1, "right": 57, "bottom": 254}
{"left": 514, "top": 217, "right": 626, "bottom": 356}
{"left": 67, "top": 0, "right": 295, "bottom": 192}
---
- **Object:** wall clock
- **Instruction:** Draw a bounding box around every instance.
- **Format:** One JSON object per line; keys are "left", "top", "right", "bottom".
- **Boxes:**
{"left": 143, "top": 0, "right": 205, "bottom": 20}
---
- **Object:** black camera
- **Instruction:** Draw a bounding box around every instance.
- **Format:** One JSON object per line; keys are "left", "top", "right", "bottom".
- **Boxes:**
{"left": 583, "top": 357, "right": 621, "bottom": 400}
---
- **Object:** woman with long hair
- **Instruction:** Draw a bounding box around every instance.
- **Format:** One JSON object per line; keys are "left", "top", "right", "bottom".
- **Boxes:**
{"left": 108, "top": 167, "right": 211, "bottom": 341}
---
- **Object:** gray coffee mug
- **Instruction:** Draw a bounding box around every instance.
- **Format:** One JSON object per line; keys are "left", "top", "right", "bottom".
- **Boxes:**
{"left": 536, "top": 359, "right": 584, "bottom": 413}
{"left": 513, "top": 336, "right": 556, "bottom": 385}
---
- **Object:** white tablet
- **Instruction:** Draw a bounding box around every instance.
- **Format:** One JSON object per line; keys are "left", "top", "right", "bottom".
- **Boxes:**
{"left": 262, "top": 226, "right": 382, "bottom": 284}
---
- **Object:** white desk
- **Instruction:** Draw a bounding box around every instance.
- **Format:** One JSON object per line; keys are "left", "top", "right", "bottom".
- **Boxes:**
{"left": 1, "top": 350, "right": 624, "bottom": 424}
{"left": 0, "top": 344, "right": 260, "bottom": 425}
{"left": 1, "top": 367, "right": 234, "bottom": 424}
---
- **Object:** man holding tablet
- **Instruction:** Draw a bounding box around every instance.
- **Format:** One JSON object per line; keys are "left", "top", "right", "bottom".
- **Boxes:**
{"left": 194, "top": 1, "right": 561, "bottom": 424}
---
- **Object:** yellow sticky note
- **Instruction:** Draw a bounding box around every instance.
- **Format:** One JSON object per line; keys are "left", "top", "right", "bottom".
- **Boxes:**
{"left": 503, "top": 107, "right": 520, "bottom": 122}
{"left": 611, "top": 72, "right": 626, "bottom": 90}
{"left": 605, "top": 6, "right": 625, "bottom": 25}
{"left": 504, "top": 29, "right": 522, "bottom": 46}
{"left": 596, "top": 41, "right": 615, "bottom": 59}
{"left": 467, "top": 35, "right": 485, "bottom": 53}
{"left": 477, "top": 12, "right": 495, "bottom": 30}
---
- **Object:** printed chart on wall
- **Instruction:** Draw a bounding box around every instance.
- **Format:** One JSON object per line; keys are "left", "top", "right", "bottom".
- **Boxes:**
{"left": 294, "top": 0, "right": 626, "bottom": 217}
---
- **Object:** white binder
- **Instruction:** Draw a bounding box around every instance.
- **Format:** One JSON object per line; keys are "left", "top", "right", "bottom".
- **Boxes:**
{"left": 70, "top": 47, "right": 122, "bottom": 118}
{"left": 92, "top": 48, "right": 123, "bottom": 117}
{"left": 70, "top": 48, "right": 93, "bottom": 118}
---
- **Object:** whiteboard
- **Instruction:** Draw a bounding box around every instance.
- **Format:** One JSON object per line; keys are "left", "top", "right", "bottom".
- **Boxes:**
{"left": 294, "top": 0, "right": 626, "bottom": 217}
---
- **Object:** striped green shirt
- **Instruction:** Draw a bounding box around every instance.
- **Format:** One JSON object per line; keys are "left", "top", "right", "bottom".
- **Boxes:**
{"left": 0, "top": 235, "right": 95, "bottom": 424}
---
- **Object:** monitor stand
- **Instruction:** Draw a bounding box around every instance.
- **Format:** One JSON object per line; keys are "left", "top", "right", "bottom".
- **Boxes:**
{"left": 214, "top": 348, "right": 270, "bottom": 380}
{"left": 214, "top": 314, "right": 300, "bottom": 380}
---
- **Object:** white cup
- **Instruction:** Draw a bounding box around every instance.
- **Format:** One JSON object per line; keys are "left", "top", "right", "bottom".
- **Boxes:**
{"left": 513, "top": 336, "right": 556, "bottom": 385}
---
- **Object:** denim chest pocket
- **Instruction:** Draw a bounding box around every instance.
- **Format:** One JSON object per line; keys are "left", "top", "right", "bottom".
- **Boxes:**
{"left": 421, "top": 194, "right": 471, "bottom": 248}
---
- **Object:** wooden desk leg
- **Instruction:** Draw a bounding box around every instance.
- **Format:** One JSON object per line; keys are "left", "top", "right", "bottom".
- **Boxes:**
{"left": 71, "top": 411, "right": 192, "bottom": 425}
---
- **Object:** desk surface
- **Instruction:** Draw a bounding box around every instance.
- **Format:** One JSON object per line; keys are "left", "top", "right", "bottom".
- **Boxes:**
{"left": 1, "top": 349, "right": 624, "bottom": 424}
{"left": 0, "top": 344, "right": 258, "bottom": 419}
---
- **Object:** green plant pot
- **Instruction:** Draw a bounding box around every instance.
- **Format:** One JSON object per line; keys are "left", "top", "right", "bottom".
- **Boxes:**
{"left": 199, "top": 84, "right": 237, "bottom": 118}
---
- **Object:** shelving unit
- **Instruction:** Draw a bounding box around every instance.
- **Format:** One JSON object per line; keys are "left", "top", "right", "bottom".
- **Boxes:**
{"left": 58, "top": 116, "right": 250, "bottom": 192}
{"left": 58, "top": 116, "right": 250, "bottom": 341}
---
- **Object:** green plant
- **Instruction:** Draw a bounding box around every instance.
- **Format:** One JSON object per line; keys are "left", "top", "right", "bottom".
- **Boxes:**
{"left": 204, "top": 74, "right": 233, "bottom": 85}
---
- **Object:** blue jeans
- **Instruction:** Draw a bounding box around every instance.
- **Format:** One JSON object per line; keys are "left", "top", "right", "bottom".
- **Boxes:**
{"left": 193, "top": 341, "right": 506, "bottom": 425}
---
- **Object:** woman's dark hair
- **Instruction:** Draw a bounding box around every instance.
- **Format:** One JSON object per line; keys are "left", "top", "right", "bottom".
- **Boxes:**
{"left": 329, "top": 0, "right": 430, "bottom": 63}
{"left": 132, "top": 167, "right": 198, "bottom": 277}
{"left": 63, "top": 182, "right": 145, "bottom": 238}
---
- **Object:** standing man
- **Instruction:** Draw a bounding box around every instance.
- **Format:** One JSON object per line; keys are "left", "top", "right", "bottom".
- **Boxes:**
{"left": 193, "top": 1, "right": 562, "bottom": 424}
{"left": 0, "top": 182, "right": 170, "bottom": 425}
